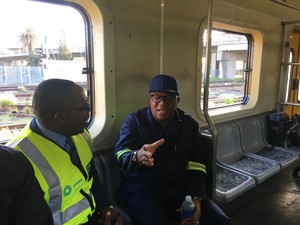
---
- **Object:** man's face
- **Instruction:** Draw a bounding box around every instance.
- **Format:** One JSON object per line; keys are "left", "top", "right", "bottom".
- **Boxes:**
{"left": 149, "top": 92, "right": 180, "bottom": 127}
{"left": 57, "top": 86, "right": 90, "bottom": 136}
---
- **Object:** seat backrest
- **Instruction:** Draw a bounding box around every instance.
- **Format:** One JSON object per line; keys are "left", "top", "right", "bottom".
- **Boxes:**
{"left": 93, "top": 148, "right": 123, "bottom": 206}
{"left": 216, "top": 122, "right": 244, "bottom": 164}
{"left": 237, "top": 116, "right": 269, "bottom": 153}
{"left": 257, "top": 113, "right": 272, "bottom": 144}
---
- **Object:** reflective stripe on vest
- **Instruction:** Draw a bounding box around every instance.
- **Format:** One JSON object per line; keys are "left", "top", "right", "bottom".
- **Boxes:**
{"left": 81, "top": 131, "right": 93, "bottom": 152}
{"left": 11, "top": 137, "right": 93, "bottom": 225}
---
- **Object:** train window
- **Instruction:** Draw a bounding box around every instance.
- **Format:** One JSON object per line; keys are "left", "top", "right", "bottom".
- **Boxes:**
{"left": 202, "top": 29, "right": 252, "bottom": 109}
{"left": 0, "top": 0, "right": 91, "bottom": 143}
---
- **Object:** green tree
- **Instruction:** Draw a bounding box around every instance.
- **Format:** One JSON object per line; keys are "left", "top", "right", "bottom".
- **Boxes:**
{"left": 20, "top": 27, "right": 36, "bottom": 53}
{"left": 58, "top": 31, "right": 73, "bottom": 60}
{"left": 19, "top": 27, "right": 40, "bottom": 66}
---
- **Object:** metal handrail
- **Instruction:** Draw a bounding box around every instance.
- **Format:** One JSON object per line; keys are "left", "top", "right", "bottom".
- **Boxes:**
{"left": 203, "top": 0, "right": 216, "bottom": 200}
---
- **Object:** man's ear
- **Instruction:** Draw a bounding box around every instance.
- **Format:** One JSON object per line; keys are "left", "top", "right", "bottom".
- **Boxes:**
{"left": 53, "top": 112, "right": 66, "bottom": 123}
{"left": 176, "top": 96, "right": 180, "bottom": 104}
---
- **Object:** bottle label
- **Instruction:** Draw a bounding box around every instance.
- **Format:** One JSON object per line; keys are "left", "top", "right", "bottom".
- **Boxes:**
{"left": 182, "top": 209, "right": 194, "bottom": 219}
{"left": 181, "top": 195, "right": 195, "bottom": 220}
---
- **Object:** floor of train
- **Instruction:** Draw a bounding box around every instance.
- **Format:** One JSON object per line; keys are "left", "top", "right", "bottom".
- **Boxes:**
{"left": 217, "top": 160, "right": 300, "bottom": 225}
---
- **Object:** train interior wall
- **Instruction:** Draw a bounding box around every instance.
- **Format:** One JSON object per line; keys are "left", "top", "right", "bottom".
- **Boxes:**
{"left": 88, "top": 0, "right": 300, "bottom": 149}
{"left": 77, "top": 0, "right": 300, "bottom": 224}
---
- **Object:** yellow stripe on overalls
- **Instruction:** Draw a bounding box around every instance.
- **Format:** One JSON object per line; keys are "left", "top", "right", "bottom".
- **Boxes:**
{"left": 186, "top": 161, "right": 207, "bottom": 174}
{"left": 117, "top": 148, "right": 132, "bottom": 160}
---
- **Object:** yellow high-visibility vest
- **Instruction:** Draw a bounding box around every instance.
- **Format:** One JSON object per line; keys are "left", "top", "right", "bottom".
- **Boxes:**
{"left": 7, "top": 125, "right": 96, "bottom": 225}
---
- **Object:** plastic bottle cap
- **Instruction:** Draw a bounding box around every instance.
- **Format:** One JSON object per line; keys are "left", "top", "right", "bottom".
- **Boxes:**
{"left": 185, "top": 195, "right": 192, "bottom": 202}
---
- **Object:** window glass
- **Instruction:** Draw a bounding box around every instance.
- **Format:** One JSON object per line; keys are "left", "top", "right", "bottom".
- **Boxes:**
{"left": 202, "top": 30, "right": 251, "bottom": 109}
{"left": 0, "top": 0, "right": 89, "bottom": 143}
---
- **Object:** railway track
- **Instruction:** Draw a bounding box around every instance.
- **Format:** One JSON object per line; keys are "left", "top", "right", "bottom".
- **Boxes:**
{"left": 0, "top": 122, "right": 28, "bottom": 143}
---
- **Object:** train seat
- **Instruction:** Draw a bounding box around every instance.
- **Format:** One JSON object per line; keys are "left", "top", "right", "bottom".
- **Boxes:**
{"left": 237, "top": 115, "right": 299, "bottom": 169}
{"left": 216, "top": 122, "right": 280, "bottom": 184}
{"left": 93, "top": 149, "right": 135, "bottom": 224}
{"left": 93, "top": 148, "right": 124, "bottom": 207}
{"left": 216, "top": 164, "right": 256, "bottom": 203}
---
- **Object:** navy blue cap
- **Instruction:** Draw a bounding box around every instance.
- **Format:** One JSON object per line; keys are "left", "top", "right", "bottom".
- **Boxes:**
{"left": 149, "top": 74, "right": 179, "bottom": 95}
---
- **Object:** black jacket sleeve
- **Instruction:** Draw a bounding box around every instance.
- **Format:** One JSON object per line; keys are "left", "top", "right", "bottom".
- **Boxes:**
{"left": 0, "top": 145, "right": 53, "bottom": 225}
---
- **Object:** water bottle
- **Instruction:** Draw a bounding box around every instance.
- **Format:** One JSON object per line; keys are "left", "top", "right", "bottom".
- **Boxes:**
{"left": 181, "top": 195, "right": 195, "bottom": 224}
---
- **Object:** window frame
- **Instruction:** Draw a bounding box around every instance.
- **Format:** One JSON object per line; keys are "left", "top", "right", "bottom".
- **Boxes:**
{"left": 196, "top": 21, "right": 263, "bottom": 121}
{"left": 0, "top": 0, "right": 109, "bottom": 143}
{"left": 201, "top": 29, "right": 253, "bottom": 109}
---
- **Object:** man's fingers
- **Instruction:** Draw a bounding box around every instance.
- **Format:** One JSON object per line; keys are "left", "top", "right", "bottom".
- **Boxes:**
{"left": 148, "top": 138, "right": 165, "bottom": 153}
{"left": 151, "top": 138, "right": 165, "bottom": 148}
{"left": 116, "top": 214, "right": 123, "bottom": 225}
{"left": 141, "top": 157, "right": 154, "bottom": 167}
{"left": 104, "top": 211, "right": 111, "bottom": 225}
{"left": 139, "top": 139, "right": 165, "bottom": 166}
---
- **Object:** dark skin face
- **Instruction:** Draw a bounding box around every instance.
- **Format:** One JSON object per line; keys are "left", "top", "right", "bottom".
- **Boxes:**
{"left": 38, "top": 85, "right": 90, "bottom": 136}
{"left": 149, "top": 92, "right": 180, "bottom": 127}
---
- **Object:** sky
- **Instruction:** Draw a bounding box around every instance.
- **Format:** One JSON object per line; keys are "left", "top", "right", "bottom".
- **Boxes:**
{"left": 0, "top": 0, "right": 85, "bottom": 50}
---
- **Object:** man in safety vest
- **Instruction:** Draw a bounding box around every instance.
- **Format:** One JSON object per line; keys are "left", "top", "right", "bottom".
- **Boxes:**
{"left": 7, "top": 79, "right": 127, "bottom": 225}
{"left": 115, "top": 74, "right": 233, "bottom": 225}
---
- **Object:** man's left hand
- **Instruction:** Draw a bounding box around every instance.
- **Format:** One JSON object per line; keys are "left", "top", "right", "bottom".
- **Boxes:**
{"left": 97, "top": 207, "right": 123, "bottom": 225}
{"left": 180, "top": 198, "right": 201, "bottom": 225}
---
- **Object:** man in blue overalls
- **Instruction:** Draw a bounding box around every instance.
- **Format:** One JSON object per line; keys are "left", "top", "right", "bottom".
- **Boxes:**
{"left": 116, "top": 74, "right": 232, "bottom": 225}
